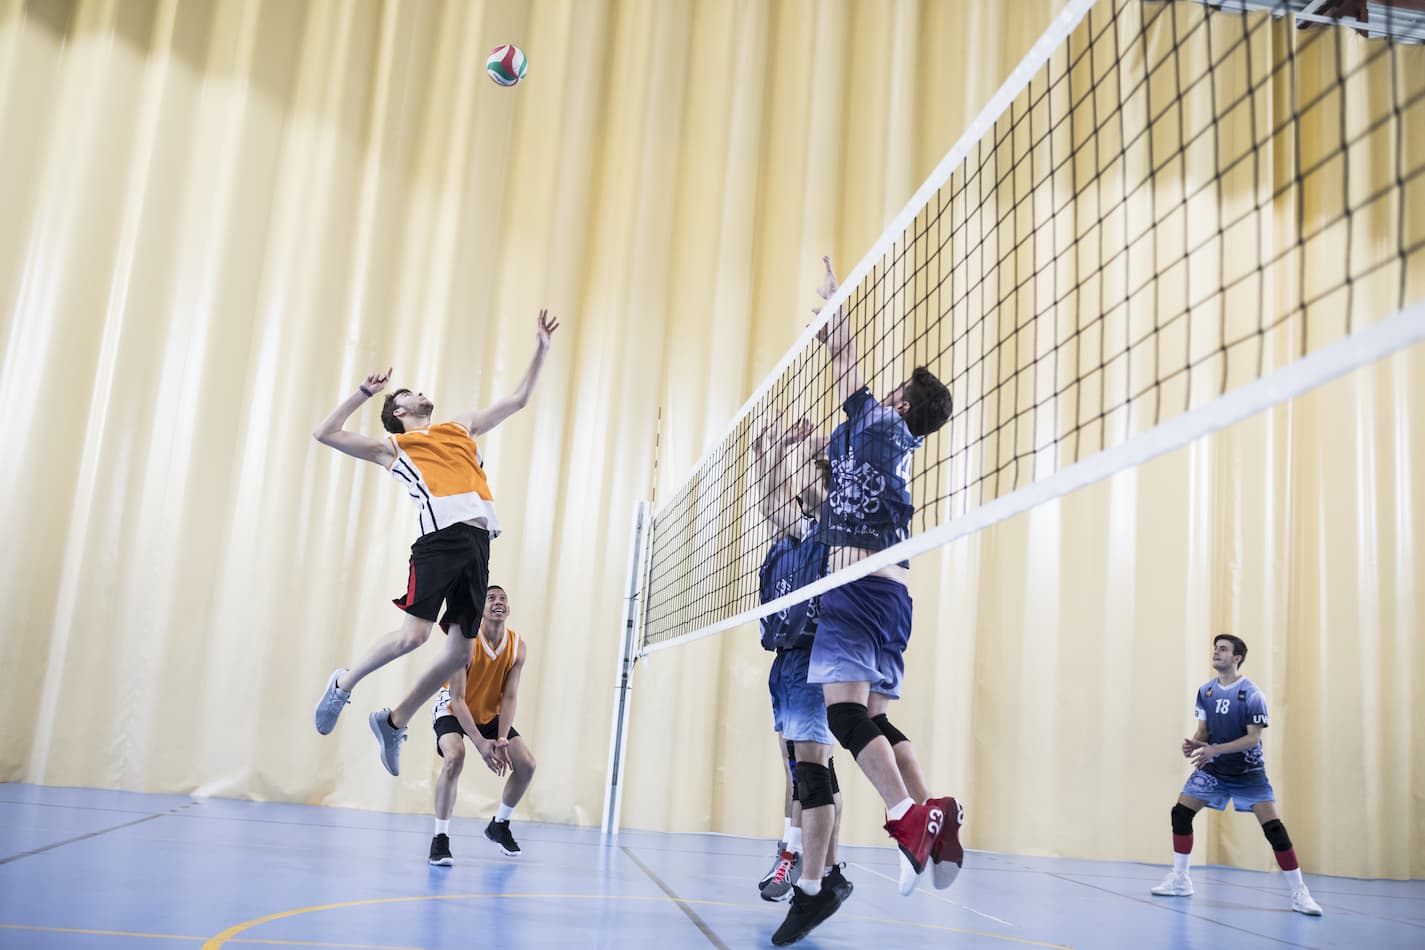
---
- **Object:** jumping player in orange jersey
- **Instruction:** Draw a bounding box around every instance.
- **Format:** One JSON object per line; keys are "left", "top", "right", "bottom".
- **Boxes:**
{"left": 311, "top": 310, "right": 559, "bottom": 777}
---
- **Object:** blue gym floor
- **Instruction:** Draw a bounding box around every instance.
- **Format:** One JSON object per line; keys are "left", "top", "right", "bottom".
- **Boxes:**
{"left": 1, "top": 785, "right": 1419, "bottom": 949}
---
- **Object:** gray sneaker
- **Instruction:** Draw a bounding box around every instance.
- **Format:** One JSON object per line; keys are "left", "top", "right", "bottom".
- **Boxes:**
{"left": 314, "top": 669, "right": 351, "bottom": 735}
{"left": 760, "top": 851, "right": 801, "bottom": 903}
{"left": 758, "top": 840, "right": 788, "bottom": 892}
{"left": 369, "top": 709, "right": 407, "bottom": 775}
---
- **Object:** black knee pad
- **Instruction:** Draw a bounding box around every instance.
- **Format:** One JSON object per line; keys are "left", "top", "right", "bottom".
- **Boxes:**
{"left": 1171, "top": 804, "right": 1197, "bottom": 836}
{"left": 1261, "top": 819, "right": 1293, "bottom": 852}
{"left": 872, "top": 713, "right": 910, "bottom": 746}
{"left": 828, "top": 757, "right": 840, "bottom": 795}
{"left": 794, "top": 761, "right": 835, "bottom": 810}
{"left": 826, "top": 702, "right": 883, "bottom": 759}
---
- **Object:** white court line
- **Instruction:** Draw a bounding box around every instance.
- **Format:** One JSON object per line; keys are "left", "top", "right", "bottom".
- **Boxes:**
{"left": 846, "top": 861, "right": 1017, "bottom": 928}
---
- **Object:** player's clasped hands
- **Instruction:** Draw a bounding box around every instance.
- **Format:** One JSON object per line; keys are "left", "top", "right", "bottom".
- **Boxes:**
{"left": 478, "top": 738, "right": 508, "bottom": 777}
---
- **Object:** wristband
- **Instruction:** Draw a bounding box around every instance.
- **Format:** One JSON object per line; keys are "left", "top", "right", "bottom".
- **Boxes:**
{"left": 358, "top": 384, "right": 374, "bottom": 398}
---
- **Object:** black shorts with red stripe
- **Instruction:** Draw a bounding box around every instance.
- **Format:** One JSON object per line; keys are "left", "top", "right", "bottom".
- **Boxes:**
{"left": 392, "top": 522, "right": 489, "bottom": 639}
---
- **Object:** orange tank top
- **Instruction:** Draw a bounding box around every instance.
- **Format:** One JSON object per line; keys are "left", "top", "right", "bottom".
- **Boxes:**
{"left": 461, "top": 625, "right": 521, "bottom": 724}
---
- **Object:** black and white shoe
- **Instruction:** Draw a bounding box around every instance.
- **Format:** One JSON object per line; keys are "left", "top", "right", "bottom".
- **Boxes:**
{"left": 485, "top": 818, "right": 521, "bottom": 856}
{"left": 824, "top": 862, "right": 854, "bottom": 902}
{"left": 428, "top": 833, "right": 453, "bottom": 867}
{"left": 771, "top": 884, "right": 843, "bottom": 946}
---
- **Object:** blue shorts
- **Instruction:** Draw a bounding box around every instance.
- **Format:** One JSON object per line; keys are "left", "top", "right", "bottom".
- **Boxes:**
{"left": 769, "top": 647, "right": 834, "bottom": 745}
{"left": 808, "top": 575, "right": 912, "bottom": 699}
{"left": 1182, "top": 768, "right": 1276, "bottom": 812}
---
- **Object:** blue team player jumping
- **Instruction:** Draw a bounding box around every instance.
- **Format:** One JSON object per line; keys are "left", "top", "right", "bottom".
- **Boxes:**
{"left": 751, "top": 417, "right": 851, "bottom": 906}
{"left": 773, "top": 258, "right": 958, "bottom": 947}
{"left": 1152, "top": 634, "right": 1323, "bottom": 916}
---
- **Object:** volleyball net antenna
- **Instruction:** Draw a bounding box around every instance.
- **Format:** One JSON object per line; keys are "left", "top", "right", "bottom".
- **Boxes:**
{"left": 636, "top": 0, "right": 1425, "bottom": 657}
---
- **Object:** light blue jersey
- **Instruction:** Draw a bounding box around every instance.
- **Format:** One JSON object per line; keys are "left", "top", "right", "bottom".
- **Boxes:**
{"left": 1195, "top": 677, "right": 1268, "bottom": 776}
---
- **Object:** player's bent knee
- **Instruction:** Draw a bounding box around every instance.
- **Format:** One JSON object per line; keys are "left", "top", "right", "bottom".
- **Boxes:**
{"left": 1261, "top": 819, "right": 1292, "bottom": 851}
{"left": 871, "top": 713, "right": 910, "bottom": 746}
{"left": 1170, "top": 803, "right": 1196, "bottom": 835}
{"left": 794, "top": 761, "right": 835, "bottom": 810}
{"left": 826, "top": 702, "right": 883, "bottom": 759}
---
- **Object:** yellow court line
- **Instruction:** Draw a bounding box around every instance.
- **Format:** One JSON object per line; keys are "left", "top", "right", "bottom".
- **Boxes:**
{"left": 201, "top": 892, "right": 1074, "bottom": 950}
{"left": 0, "top": 922, "right": 423, "bottom": 950}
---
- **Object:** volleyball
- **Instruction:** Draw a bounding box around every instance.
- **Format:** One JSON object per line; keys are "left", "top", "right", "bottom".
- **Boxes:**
{"left": 486, "top": 45, "right": 527, "bottom": 87}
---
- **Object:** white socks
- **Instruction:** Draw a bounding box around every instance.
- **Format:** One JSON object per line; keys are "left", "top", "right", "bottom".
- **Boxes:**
{"left": 782, "top": 817, "right": 793, "bottom": 842}
{"left": 887, "top": 798, "right": 915, "bottom": 821}
{"left": 1173, "top": 853, "right": 1190, "bottom": 874}
{"left": 799, "top": 877, "right": 822, "bottom": 895}
{"left": 1284, "top": 868, "right": 1304, "bottom": 890}
{"left": 495, "top": 802, "right": 515, "bottom": 822}
{"left": 434, "top": 818, "right": 450, "bottom": 835}
{"left": 787, "top": 826, "right": 803, "bottom": 853}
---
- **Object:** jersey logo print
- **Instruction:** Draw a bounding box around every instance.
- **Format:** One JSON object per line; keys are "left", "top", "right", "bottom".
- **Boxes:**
{"left": 829, "top": 453, "right": 887, "bottom": 521}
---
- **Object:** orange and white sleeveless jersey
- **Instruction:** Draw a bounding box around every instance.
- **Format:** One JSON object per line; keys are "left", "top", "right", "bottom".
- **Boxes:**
{"left": 433, "top": 626, "right": 522, "bottom": 725}
{"left": 387, "top": 421, "right": 501, "bottom": 538}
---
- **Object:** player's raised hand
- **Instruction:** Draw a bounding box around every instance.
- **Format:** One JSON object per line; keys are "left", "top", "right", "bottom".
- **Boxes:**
{"left": 780, "top": 417, "right": 814, "bottom": 446}
{"left": 362, "top": 368, "right": 393, "bottom": 394}
{"left": 536, "top": 309, "right": 560, "bottom": 349}
{"left": 816, "top": 255, "right": 839, "bottom": 302}
{"left": 752, "top": 417, "right": 776, "bottom": 457}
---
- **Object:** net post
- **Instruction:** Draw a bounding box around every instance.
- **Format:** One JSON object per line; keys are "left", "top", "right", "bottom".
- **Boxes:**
{"left": 602, "top": 499, "right": 649, "bottom": 835}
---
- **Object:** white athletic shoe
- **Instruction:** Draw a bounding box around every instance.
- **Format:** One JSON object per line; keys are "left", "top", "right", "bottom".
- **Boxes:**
{"left": 314, "top": 669, "right": 351, "bottom": 735}
{"left": 1151, "top": 871, "right": 1194, "bottom": 897}
{"left": 1291, "top": 887, "right": 1323, "bottom": 916}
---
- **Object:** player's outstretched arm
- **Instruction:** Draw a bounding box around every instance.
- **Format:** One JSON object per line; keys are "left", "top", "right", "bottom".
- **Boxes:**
{"left": 456, "top": 310, "right": 561, "bottom": 436}
{"left": 813, "top": 257, "right": 864, "bottom": 404}
{"left": 447, "top": 664, "right": 506, "bottom": 776}
{"left": 313, "top": 368, "right": 397, "bottom": 466}
{"left": 493, "top": 641, "right": 527, "bottom": 770}
{"left": 759, "top": 418, "right": 818, "bottom": 540}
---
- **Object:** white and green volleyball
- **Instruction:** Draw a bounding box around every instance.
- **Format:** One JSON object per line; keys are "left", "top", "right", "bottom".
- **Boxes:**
{"left": 486, "top": 45, "right": 528, "bottom": 87}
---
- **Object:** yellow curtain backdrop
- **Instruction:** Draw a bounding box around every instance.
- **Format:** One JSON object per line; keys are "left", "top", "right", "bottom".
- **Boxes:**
{"left": 0, "top": 0, "right": 1419, "bottom": 883}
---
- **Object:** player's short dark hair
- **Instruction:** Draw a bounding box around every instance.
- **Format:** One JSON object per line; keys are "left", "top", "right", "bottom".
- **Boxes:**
{"left": 485, "top": 585, "right": 506, "bottom": 596}
{"left": 902, "top": 366, "right": 952, "bottom": 438}
{"left": 1215, "top": 634, "right": 1248, "bottom": 668}
{"left": 381, "top": 389, "right": 411, "bottom": 434}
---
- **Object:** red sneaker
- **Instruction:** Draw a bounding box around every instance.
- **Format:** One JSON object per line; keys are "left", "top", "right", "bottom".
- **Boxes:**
{"left": 884, "top": 801, "right": 943, "bottom": 896}
{"left": 928, "top": 797, "right": 964, "bottom": 889}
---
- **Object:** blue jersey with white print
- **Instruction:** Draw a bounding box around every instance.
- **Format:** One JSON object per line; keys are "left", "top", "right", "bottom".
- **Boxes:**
{"left": 1195, "top": 677, "right": 1269, "bottom": 776}
{"left": 820, "top": 387, "right": 921, "bottom": 559}
{"left": 758, "top": 516, "right": 827, "bottom": 652}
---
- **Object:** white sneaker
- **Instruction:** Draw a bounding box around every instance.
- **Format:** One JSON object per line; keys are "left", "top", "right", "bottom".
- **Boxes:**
{"left": 1151, "top": 871, "right": 1194, "bottom": 896}
{"left": 1291, "top": 887, "right": 1323, "bottom": 916}
{"left": 314, "top": 669, "right": 351, "bottom": 735}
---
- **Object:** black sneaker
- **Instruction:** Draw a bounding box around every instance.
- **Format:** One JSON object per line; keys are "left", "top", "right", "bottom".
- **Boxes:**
{"left": 824, "top": 863, "right": 854, "bottom": 902}
{"left": 428, "top": 833, "right": 453, "bottom": 867}
{"left": 770, "top": 884, "right": 843, "bottom": 946}
{"left": 485, "top": 818, "right": 521, "bottom": 856}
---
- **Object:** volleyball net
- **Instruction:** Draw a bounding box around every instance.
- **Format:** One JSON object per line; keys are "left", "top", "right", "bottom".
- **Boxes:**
{"left": 637, "top": 0, "right": 1425, "bottom": 656}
